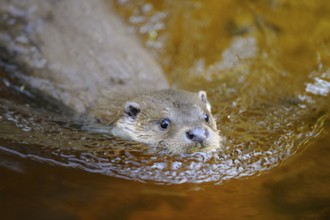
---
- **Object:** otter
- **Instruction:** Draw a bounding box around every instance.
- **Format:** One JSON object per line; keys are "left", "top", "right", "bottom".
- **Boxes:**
{"left": 0, "top": 0, "right": 222, "bottom": 154}
{"left": 91, "top": 89, "right": 221, "bottom": 154}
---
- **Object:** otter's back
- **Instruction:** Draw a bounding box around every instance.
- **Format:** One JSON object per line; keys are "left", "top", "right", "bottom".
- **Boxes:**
{"left": 0, "top": 0, "right": 168, "bottom": 113}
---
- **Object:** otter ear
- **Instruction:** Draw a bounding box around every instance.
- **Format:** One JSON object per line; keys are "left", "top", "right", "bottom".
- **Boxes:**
{"left": 198, "top": 90, "right": 211, "bottom": 112}
{"left": 124, "top": 102, "right": 140, "bottom": 119}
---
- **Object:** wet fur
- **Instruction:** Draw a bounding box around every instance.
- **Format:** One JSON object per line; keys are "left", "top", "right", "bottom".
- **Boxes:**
{"left": 111, "top": 89, "right": 222, "bottom": 154}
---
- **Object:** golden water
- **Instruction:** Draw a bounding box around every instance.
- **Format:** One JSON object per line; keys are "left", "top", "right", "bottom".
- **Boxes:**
{"left": 0, "top": 0, "right": 330, "bottom": 219}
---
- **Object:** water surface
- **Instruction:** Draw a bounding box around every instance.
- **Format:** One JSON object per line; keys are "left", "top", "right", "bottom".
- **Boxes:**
{"left": 0, "top": 0, "right": 330, "bottom": 219}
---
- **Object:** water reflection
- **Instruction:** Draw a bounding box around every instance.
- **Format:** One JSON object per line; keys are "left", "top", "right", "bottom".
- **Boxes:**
{"left": 0, "top": 85, "right": 328, "bottom": 184}
{"left": 306, "top": 70, "right": 330, "bottom": 96}
{"left": 0, "top": 0, "right": 329, "bottom": 184}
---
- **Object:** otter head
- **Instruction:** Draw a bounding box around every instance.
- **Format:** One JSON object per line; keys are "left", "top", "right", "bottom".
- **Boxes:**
{"left": 111, "top": 89, "right": 222, "bottom": 154}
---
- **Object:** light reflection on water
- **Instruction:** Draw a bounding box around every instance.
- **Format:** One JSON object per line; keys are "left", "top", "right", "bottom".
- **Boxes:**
{"left": 0, "top": 0, "right": 329, "bottom": 185}
{"left": 0, "top": 70, "right": 328, "bottom": 184}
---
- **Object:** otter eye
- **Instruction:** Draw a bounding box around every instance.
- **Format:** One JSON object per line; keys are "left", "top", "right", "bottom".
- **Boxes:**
{"left": 203, "top": 113, "right": 209, "bottom": 122}
{"left": 159, "top": 118, "right": 170, "bottom": 130}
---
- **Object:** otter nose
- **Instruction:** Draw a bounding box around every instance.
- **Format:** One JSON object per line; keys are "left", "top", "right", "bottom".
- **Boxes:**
{"left": 186, "top": 127, "right": 209, "bottom": 143}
